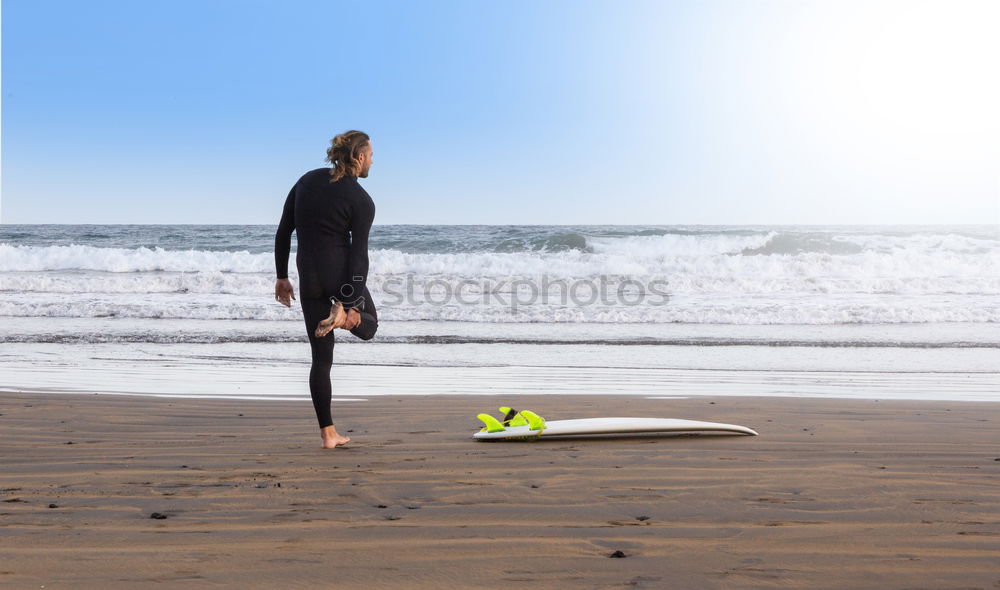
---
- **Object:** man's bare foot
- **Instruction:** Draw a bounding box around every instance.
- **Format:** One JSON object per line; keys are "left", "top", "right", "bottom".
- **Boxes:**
{"left": 341, "top": 308, "right": 361, "bottom": 331}
{"left": 315, "top": 300, "right": 346, "bottom": 337}
{"left": 320, "top": 425, "right": 351, "bottom": 449}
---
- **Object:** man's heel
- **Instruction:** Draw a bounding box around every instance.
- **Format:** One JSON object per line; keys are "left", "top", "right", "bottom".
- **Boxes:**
{"left": 315, "top": 300, "right": 346, "bottom": 337}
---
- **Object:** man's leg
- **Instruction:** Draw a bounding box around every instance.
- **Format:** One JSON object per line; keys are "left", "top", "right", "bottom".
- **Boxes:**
{"left": 349, "top": 285, "right": 379, "bottom": 341}
{"left": 301, "top": 297, "right": 350, "bottom": 448}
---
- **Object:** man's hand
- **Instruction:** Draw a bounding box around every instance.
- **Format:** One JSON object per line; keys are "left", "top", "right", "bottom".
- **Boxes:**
{"left": 344, "top": 308, "right": 361, "bottom": 330}
{"left": 275, "top": 279, "right": 296, "bottom": 307}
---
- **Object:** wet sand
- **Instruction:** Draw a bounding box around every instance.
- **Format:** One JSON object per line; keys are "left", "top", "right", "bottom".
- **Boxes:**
{"left": 2, "top": 392, "right": 999, "bottom": 589}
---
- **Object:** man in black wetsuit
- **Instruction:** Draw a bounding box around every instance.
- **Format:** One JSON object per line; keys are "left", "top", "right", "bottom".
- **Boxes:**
{"left": 273, "top": 130, "right": 378, "bottom": 449}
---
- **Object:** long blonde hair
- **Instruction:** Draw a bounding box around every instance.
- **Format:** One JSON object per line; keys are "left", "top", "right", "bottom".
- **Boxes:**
{"left": 326, "top": 130, "right": 370, "bottom": 182}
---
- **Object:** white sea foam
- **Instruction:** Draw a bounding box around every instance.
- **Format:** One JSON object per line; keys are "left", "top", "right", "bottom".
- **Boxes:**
{"left": 587, "top": 231, "right": 777, "bottom": 256}
{"left": 2, "top": 228, "right": 998, "bottom": 324}
{"left": 0, "top": 243, "right": 270, "bottom": 273}
{"left": 833, "top": 232, "right": 1000, "bottom": 254}
{"left": 0, "top": 272, "right": 276, "bottom": 294}
{"left": 2, "top": 239, "right": 998, "bottom": 293}
{"left": 3, "top": 231, "right": 997, "bottom": 281}
{"left": 2, "top": 291, "right": 998, "bottom": 324}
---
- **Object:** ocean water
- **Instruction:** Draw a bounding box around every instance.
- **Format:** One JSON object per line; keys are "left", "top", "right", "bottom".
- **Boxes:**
{"left": 3, "top": 224, "right": 999, "bottom": 326}
{"left": 1, "top": 224, "right": 999, "bottom": 401}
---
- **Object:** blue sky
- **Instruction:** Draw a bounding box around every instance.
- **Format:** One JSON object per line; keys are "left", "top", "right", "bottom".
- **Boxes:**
{"left": 2, "top": 0, "right": 998, "bottom": 225}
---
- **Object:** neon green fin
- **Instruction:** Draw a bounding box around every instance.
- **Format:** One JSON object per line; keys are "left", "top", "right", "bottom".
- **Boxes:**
{"left": 498, "top": 407, "right": 528, "bottom": 426}
{"left": 509, "top": 414, "right": 529, "bottom": 427}
{"left": 519, "top": 410, "right": 546, "bottom": 432}
{"left": 477, "top": 413, "right": 506, "bottom": 433}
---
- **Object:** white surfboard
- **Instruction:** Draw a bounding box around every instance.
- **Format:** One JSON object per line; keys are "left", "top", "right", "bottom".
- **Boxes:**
{"left": 473, "top": 417, "right": 758, "bottom": 440}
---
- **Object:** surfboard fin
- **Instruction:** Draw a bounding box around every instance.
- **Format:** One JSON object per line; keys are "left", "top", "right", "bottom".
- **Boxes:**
{"left": 477, "top": 408, "right": 545, "bottom": 436}
{"left": 477, "top": 413, "right": 506, "bottom": 433}
{"left": 519, "top": 410, "right": 546, "bottom": 432}
{"left": 499, "top": 407, "right": 528, "bottom": 427}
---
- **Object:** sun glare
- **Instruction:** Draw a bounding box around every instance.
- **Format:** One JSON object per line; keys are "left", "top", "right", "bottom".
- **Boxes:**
{"left": 854, "top": 1, "right": 1000, "bottom": 135}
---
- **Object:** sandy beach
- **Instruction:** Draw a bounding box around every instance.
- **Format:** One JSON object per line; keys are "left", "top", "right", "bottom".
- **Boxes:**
{"left": 6, "top": 0, "right": 1000, "bottom": 584}
{"left": 2, "top": 391, "right": 998, "bottom": 589}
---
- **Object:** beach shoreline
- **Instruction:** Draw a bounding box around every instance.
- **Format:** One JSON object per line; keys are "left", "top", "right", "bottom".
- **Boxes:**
{"left": 3, "top": 391, "right": 998, "bottom": 589}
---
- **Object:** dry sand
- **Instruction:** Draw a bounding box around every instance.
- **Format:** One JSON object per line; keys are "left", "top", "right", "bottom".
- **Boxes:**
{"left": 2, "top": 392, "right": 999, "bottom": 589}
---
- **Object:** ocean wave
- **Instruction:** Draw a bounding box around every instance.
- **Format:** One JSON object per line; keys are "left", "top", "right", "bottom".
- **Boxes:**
{"left": 3, "top": 231, "right": 998, "bottom": 280}
{"left": 2, "top": 331, "right": 996, "bottom": 347}
{"left": 0, "top": 243, "right": 270, "bottom": 273}
{"left": 834, "top": 232, "right": 1000, "bottom": 254}
{"left": 0, "top": 272, "right": 277, "bottom": 294}
{"left": 589, "top": 231, "right": 778, "bottom": 256}
{"left": 3, "top": 271, "right": 998, "bottom": 297}
{"left": 3, "top": 227, "right": 999, "bottom": 325}
{"left": 2, "top": 294, "right": 998, "bottom": 323}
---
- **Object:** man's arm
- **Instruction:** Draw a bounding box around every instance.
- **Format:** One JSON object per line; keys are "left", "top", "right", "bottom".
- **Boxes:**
{"left": 274, "top": 185, "right": 296, "bottom": 280}
{"left": 273, "top": 185, "right": 297, "bottom": 307}
{"left": 343, "top": 197, "right": 376, "bottom": 310}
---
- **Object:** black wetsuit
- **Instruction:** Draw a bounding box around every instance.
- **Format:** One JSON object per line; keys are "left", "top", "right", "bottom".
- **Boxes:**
{"left": 274, "top": 168, "right": 378, "bottom": 428}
